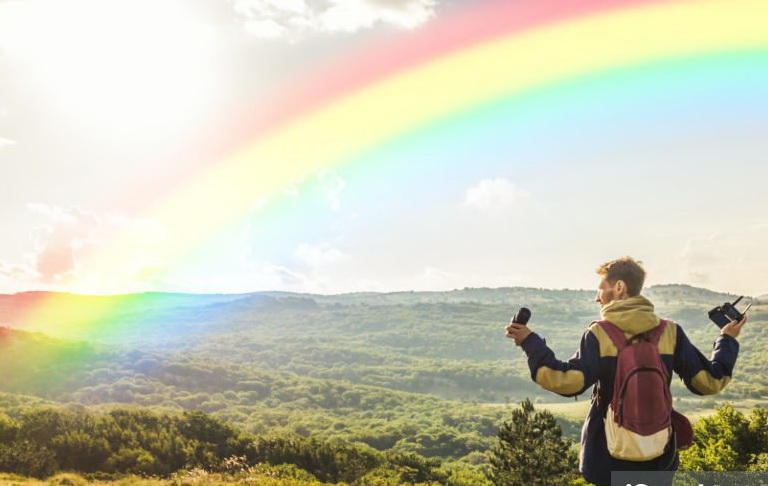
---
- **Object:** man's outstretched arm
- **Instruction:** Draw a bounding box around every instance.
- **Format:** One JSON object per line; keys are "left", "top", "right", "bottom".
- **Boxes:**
{"left": 672, "top": 316, "right": 745, "bottom": 395}
{"left": 506, "top": 323, "right": 600, "bottom": 397}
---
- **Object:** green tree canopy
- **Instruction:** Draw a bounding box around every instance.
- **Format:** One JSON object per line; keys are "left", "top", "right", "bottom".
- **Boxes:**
{"left": 488, "top": 398, "right": 578, "bottom": 486}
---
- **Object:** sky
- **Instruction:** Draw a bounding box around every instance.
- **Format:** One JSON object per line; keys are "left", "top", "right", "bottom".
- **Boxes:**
{"left": 0, "top": 0, "right": 767, "bottom": 298}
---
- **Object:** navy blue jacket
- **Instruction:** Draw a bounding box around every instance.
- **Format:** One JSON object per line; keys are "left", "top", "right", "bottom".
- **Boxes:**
{"left": 518, "top": 295, "right": 739, "bottom": 486}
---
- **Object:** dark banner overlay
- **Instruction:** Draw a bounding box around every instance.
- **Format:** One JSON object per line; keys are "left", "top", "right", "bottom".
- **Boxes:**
{"left": 613, "top": 471, "right": 768, "bottom": 486}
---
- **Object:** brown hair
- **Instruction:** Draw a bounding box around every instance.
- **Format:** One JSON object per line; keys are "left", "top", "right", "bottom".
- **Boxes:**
{"left": 596, "top": 256, "right": 646, "bottom": 296}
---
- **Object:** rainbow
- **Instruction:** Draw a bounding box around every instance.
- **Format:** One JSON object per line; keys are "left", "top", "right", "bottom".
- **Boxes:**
{"left": 10, "top": 0, "right": 768, "bottom": 341}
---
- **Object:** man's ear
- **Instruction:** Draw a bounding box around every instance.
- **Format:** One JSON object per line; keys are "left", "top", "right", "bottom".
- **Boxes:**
{"left": 615, "top": 279, "right": 627, "bottom": 297}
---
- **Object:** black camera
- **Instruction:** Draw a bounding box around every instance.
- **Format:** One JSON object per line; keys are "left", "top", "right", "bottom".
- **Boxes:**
{"left": 511, "top": 307, "right": 531, "bottom": 325}
{"left": 708, "top": 296, "right": 751, "bottom": 328}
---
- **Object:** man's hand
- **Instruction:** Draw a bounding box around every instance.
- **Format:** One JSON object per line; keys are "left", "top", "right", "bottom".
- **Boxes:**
{"left": 506, "top": 322, "right": 532, "bottom": 347}
{"left": 721, "top": 314, "right": 748, "bottom": 339}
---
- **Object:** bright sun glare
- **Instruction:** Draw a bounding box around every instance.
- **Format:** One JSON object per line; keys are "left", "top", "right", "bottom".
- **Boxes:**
{"left": 0, "top": 0, "right": 221, "bottom": 146}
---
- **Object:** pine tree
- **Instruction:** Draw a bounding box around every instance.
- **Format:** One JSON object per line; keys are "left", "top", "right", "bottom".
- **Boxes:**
{"left": 488, "top": 398, "right": 578, "bottom": 486}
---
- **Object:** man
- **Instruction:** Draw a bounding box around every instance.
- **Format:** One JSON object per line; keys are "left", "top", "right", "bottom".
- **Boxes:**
{"left": 505, "top": 256, "right": 746, "bottom": 486}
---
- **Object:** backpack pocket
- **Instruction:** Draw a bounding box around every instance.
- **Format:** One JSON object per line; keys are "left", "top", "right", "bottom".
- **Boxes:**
{"left": 604, "top": 414, "right": 671, "bottom": 461}
{"left": 671, "top": 409, "right": 693, "bottom": 450}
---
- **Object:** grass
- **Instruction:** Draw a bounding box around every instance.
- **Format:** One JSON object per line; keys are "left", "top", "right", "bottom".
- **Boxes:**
{"left": 0, "top": 467, "right": 329, "bottom": 486}
{"left": 0, "top": 474, "right": 163, "bottom": 486}
{"left": 483, "top": 398, "right": 768, "bottom": 422}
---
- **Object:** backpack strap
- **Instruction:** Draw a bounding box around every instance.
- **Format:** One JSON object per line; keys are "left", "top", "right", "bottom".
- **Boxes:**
{"left": 598, "top": 320, "right": 629, "bottom": 352}
{"left": 598, "top": 319, "right": 667, "bottom": 351}
{"left": 643, "top": 319, "right": 668, "bottom": 345}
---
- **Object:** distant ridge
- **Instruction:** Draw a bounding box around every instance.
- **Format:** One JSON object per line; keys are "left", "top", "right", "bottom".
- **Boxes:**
{"left": 0, "top": 283, "right": 743, "bottom": 303}
{"left": 0, "top": 284, "right": 744, "bottom": 337}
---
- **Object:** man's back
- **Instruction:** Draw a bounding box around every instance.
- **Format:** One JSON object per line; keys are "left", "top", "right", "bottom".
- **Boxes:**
{"left": 506, "top": 257, "right": 745, "bottom": 485}
{"left": 517, "top": 295, "right": 739, "bottom": 485}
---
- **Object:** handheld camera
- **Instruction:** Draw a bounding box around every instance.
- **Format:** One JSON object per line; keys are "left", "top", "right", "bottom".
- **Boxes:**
{"left": 708, "top": 296, "right": 752, "bottom": 328}
{"left": 511, "top": 307, "right": 531, "bottom": 326}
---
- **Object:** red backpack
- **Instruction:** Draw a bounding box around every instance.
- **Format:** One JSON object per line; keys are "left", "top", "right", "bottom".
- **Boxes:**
{"left": 599, "top": 320, "right": 674, "bottom": 461}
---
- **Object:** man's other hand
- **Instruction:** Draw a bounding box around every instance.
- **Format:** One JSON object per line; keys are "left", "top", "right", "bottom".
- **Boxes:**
{"left": 506, "top": 322, "right": 532, "bottom": 347}
{"left": 721, "top": 314, "right": 748, "bottom": 340}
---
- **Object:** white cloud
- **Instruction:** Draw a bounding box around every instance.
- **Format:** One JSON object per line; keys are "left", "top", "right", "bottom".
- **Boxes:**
{"left": 232, "top": 0, "right": 309, "bottom": 18}
{"left": 98, "top": 213, "right": 171, "bottom": 244}
{"left": 463, "top": 178, "right": 529, "bottom": 212}
{"left": 0, "top": 261, "right": 39, "bottom": 281}
{"left": 211, "top": 243, "right": 348, "bottom": 294}
{"left": 678, "top": 234, "right": 727, "bottom": 267}
{"left": 675, "top": 229, "right": 767, "bottom": 295}
{"left": 230, "top": 0, "right": 436, "bottom": 39}
{"left": 243, "top": 18, "right": 288, "bottom": 38}
{"left": 412, "top": 266, "right": 457, "bottom": 290}
{"left": 0, "top": 204, "right": 172, "bottom": 292}
{"left": 27, "top": 204, "right": 101, "bottom": 282}
{"left": 295, "top": 242, "right": 347, "bottom": 268}
{"left": 251, "top": 170, "right": 345, "bottom": 212}
{"left": 0, "top": 138, "right": 16, "bottom": 147}
{"left": 317, "top": 171, "right": 346, "bottom": 211}
{"left": 320, "top": 0, "right": 435, "bottom": 32}
{"left": 234, "top": 259, "right": 339, "bottom": 294}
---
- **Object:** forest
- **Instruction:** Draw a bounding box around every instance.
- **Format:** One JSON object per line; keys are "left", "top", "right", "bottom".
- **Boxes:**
{"left": 0, "top": 284, "right": 765, "bottom": 483}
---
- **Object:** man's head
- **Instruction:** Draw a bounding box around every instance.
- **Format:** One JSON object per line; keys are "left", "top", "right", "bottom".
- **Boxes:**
{"left": 595, "top": 256, "right": 646, "bottom": 306}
